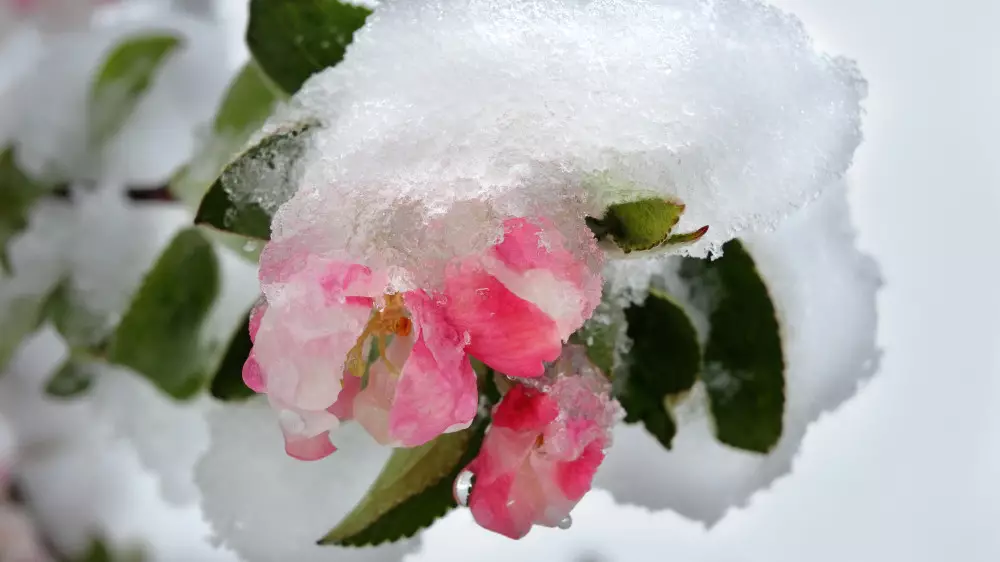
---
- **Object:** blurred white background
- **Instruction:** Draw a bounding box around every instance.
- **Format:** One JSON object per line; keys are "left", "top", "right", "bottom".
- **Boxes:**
{"left": 2, "top": 0, "right": 998, "bottom": 561}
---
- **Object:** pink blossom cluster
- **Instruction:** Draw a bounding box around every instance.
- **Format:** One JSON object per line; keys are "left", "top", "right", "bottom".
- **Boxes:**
{"left": 465, "top": 345, "right": 619, "bottom": 538}
{"left": 243, "top": 217, "right": 619, "bottom": 537}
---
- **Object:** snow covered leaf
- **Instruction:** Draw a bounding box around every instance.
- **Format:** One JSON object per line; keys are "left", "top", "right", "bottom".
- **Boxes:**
{"left": 170, "top": 61, "right": 284, "bottom": 210}
{"left": 0, "top": 147, "right": 55, "bottom": 274}
{"left": 88, "top": 33, "right": 183, "bottom": 145}
{"left": 618, "top": 289, "right": 701, "bottom": 449}
{"left": 44, "top": 357, "right": 96, "bottom": 398}
{"left": 107, "top": 228, "right": 220, "bottom": 400}
{"left": 680, "top": 240, "right": 785, "bottom": 453}
{"left": 194, "top": 122, "right": 315, "bottom": 240}
{"left": 319, "top": 422, "right": 486, "bottom": 547}
{"left": 209, "top": 306, "right": 256, "bottom": 401}
{"left": 246, "top": 0, "right": 372, "bottom": 94}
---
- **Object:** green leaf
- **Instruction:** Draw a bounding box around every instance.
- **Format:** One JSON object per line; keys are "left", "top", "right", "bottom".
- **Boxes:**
{"left": 45, "top": 357, "right": 97, "bottom": 398}
{"left": 71, "top": 538, "right": 145, "bottom": 562}
{"left": 107, "top": 228, "right": 220, "bottom": 399}
{"left": 587, "top": 198, "right": 708, "bottom": 255}
{"left": 0, "top": 147, "right": 55, "bottom": 274}
{"left": 619, "top": 289, "right": 702, "bottom": 449}
{"left": 319, "top": 420, "right": 488, "bottom": 546}
{"left": 89, "top": 33, "right": 182, "bottom": 145}
{"left": 194, "top": 122, "right": 315, "bottom": 240}
{"left": 246, "top": 0, "right": 372, "bottom": 94}
{"left": 209, "top": 307, "right": 256, "bottom": 401}
{"left": 680, "top": 240, "right": 785, "bottom": 453}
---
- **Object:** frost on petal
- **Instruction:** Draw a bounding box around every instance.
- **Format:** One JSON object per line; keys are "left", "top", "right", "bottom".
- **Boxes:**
{"left": 466, "top": 345, "right": 620, "bottom": 539}
{"left": 253, "top": 250, "right": 380, "bottom": 412}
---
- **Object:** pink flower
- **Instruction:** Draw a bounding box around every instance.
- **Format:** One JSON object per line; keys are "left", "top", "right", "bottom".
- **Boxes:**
{"left": 464, "top": 346, "right": 619, "bottom": 539}
{"left": 444, "top": 218, "right": 603, "bottom": 378}
{"left": 245, "top": 247, "right": 478, "bottom": 459}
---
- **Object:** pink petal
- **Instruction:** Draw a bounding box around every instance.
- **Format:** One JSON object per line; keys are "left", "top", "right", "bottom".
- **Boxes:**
{"left": 241, "top": 352, "right": 265, "bottom": 393}
{"left": 554, "top": 440, "right": 605, "bottom": 501}
{"left": 353, "top": 360, "right": 401, "bottom": 446}
{"left": 327, "top": 371, "right": 362, "bottom": 420}
{"left": 387, "top": 292, "right": 478, "bottom": 446}
{"left": 443, "top": 264, "right": 562, "bottom": 378}
{"left": 491, "top": 384, "right": 559, "bottom": 432}
{"left": 284, "top": 431, "right": 337, "bottom": 461}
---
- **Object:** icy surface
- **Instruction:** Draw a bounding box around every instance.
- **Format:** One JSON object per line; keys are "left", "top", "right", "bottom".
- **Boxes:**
{"left": 593, "top": 182, "right": 881, "bottom": 522}
{"left": 194, "top": 400, "right": 415, "bottom": 562}
{"left": 252, "top": 0, "right": 865, "bottom": 290}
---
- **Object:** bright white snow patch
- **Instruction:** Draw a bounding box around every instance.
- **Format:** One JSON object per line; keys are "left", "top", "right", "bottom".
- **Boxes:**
{"left": 252, "top": 0, "right": 864, "bottom": 290}
{"left": 594, "top": 182, "right": 881, "bottom": 523}
{"left": 194, "top": 399, "right": 416, "bottom": 562}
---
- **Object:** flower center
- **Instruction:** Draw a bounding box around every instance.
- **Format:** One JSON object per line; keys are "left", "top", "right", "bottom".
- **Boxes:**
{"left": 345, "top": 293, "right": 412, "bottom": 378}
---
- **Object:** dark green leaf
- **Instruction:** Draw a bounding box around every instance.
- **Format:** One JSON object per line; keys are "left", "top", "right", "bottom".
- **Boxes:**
{"left": 619, "top": 289, "right": 702, "bottom": 449}
{"left": 246, "top": 0, "right": 372, "bottom": 94}
{"left": 45, "top": 358, "right": 96, "bottom": 398}
{"left": 107, "top": 228, "right": 220, "bottom": 399}
{"left": 194, "top": 122, "right": 315, "bottom": 240}
{"left": 319, "top": 419, "right": 489, "bottom": 546}
{"left": 71, "top": 538, "right": 145, "bottom": 562}
{"left": 680, "top": 240, "right": 785, "bottom": 453}
{"left": 0, "top": 147, "right": 55, "bottom": 274}
{"left": 89, "top": 34, "right": 182, "bottom": 144}
{"left": 209, "top": 307, "right": 256, "bottom": 401}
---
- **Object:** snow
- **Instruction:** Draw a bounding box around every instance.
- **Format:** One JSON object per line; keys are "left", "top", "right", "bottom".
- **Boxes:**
{"left": 252, "top": 0, "right": 864, "bottom": 291}
{"left": 194, "top": 400, "right": 414, "bottom": 562}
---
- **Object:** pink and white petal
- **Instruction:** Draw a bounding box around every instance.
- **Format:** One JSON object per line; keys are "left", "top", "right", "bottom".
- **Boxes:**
{"left": 327, "top": 371, "right": 362, "bottom": 421}
{"left": 241, "top": 352, "right": 265, "bottom": 393}
{"left": 444, "top": 264, "right": 562, "bottom": 378}
{"left": 253, "top": 295, "right": 371, "bottom": 411}
{"left": 353, "top": 361, "right": 401, "bottom": 447}
{"left": 553, "top": 440, "right": 605, "bottom": 502}
{"left": 488, "top": 218, "right": 604, "bottom": 338}
{"left": 384, "top": 292, "right": 478, "bottom": 446}
{"left": 467, "top": 429, "right": 544, "bottom": 539}
{"left": 272, "top": 403, "right": 341, "bottom": 461}
{"left": 284, "top": 431, "right": 337, "bottom": 461}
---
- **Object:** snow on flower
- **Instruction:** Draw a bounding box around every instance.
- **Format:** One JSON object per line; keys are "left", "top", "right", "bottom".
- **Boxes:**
{"left": 246, "top": 215, "right": 603, "bottom": 459}
{"left": 463, "top": 345, "right": 620, "bottom": 539}
{"left": 246, "top": 0, "right": 865, "bottom": 286}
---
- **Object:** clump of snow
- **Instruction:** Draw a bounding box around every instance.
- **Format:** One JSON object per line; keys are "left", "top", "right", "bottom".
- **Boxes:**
{"left": 251, "top": 0, "right": 864, "bottom": 290}
{"left": 594, "top": 182, "right": 881, "bottom": 523}
{"left": 194, "top": 400, "right": 415, "bottom": 562}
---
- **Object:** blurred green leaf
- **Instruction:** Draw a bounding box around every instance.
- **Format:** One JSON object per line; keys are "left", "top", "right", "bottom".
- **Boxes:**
{"left": 194, "top": 122, "right": 315, "bottom": 240}
{"left": 680, "top": 240, "right": 785, "bottom": 453}
{"left": 619, "top": 289, "right": 702, "bottom": 449}
{"left": 0, "top": 147, "right": 55, "bottom": 274}
{"left": 89, "top": 33, "right": 182, "bottom": 145}
{"left": 320, "top": 420, "right": 488, "bottom": 546}
{"left": 107, "top": 228, "right": 220, "bottom": 399}
{"left": 45, "top": 357, "right": 97, "bottom": 398}
{"left": 246, "top": 0, "right": 371, "bottom": 94}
